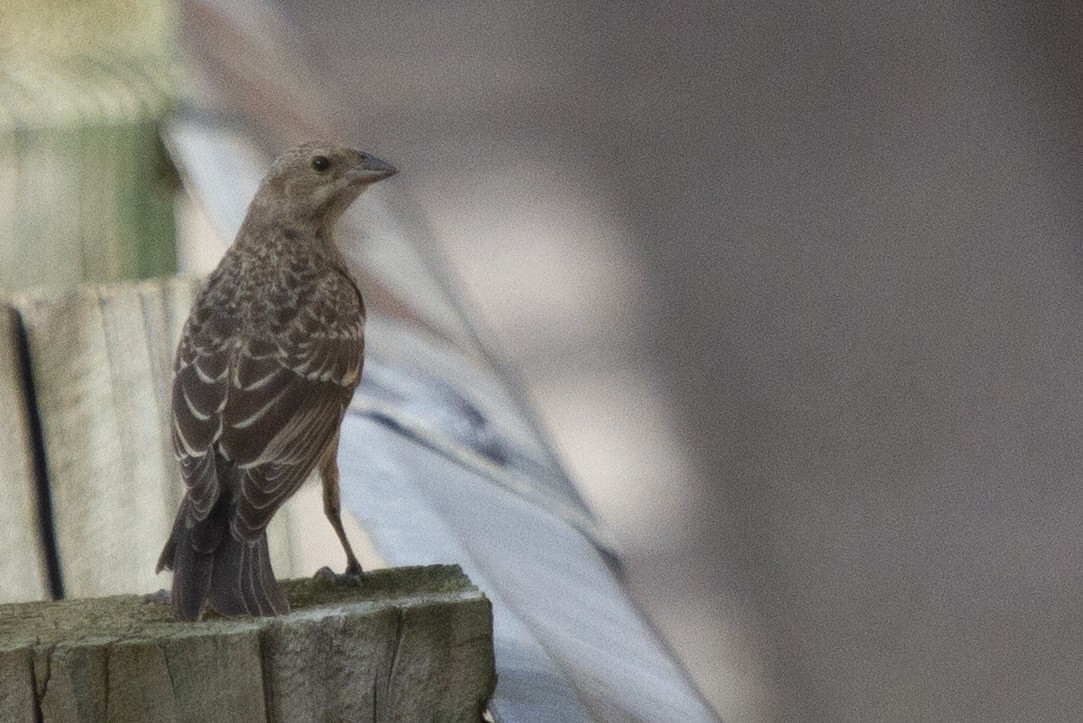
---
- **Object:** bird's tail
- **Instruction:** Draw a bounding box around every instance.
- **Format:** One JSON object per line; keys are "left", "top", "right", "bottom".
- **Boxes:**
{"left": 207, "top": 521, "right": 289, "bottom": 618}
{"left": 157, "top": 497, "right": 288, "bottom": 620}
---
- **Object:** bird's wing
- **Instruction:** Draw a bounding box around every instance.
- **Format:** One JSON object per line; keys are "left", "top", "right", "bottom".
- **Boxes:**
{"left": 171, "top": 307, "right": 233, "bottom": 522}
{"left": 171, "top": 270, "right": 364, "bottom": 532}
{"left": 221, "top": 273, "right": 365, "bottom": 538}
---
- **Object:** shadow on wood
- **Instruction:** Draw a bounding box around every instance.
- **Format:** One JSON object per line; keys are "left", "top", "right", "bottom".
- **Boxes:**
{"left": 0, "top": 307, "right": 47, "bottom": 603}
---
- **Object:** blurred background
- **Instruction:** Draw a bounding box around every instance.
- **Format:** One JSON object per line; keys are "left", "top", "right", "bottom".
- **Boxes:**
{"left": 273, "top": 2, "right": 1083, "bottom": 721}
{"left": 5, "top": 1, "right": 1083, "bottom": 720}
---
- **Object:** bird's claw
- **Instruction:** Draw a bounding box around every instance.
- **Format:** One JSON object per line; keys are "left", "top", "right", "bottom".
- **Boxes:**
{"left": 144, "top": 589, "right": 172, "bottom": 605}
{"left": 313, "top": 565, "right": 363, "bottom": 585}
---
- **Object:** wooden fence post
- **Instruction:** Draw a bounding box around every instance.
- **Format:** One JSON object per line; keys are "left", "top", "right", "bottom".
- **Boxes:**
{"left": 0, "top": 565, "right": 496, "bottom": 722}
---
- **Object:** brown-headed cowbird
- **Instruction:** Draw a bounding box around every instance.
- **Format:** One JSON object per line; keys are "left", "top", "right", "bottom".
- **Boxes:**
{"left": 157, "top": 142, "right": 396, "bottom": 621}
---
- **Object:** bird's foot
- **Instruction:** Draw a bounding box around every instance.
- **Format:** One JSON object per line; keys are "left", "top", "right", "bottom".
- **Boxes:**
{"left": 143, "top": 588, "right": 171, "bottom": 605}
{"left": 313, "top": 565, "right": 363, "bottom": 585}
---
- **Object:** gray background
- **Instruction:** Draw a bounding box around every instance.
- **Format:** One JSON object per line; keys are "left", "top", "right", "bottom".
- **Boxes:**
{"left": 279, "top": 2, "right": 1083, "bottom": 720}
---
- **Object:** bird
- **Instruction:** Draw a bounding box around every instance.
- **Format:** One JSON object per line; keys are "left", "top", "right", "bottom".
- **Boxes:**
{"left": 156, "top": 141, "right": 396, "bottom": 621}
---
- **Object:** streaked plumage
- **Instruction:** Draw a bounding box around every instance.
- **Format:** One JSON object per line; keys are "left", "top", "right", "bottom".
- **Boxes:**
{"left": 157, "top": 142, "right": 396, "bottom": 621}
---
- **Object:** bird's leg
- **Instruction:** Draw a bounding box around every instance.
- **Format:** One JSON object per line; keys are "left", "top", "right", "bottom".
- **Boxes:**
{"left": 319, "top": 450, "right": 363, "bottom": 577}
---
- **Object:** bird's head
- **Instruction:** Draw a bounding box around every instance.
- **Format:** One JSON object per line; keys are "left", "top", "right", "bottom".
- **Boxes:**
{"left": 255, "top": 141, "right": 397, "bottom": 230}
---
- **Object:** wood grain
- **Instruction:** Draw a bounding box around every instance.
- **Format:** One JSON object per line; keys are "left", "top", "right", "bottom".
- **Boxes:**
{"left": 0, "top": 565, "right": 494, "bottom": 723}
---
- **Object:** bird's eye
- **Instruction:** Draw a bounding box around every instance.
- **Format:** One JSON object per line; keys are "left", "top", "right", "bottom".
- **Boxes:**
{"left": 311, "top": 155, "right": 331, "bottom": 172}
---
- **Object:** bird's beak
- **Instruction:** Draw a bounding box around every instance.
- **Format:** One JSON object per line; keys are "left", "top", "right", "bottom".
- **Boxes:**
{"left": 350, "top": 154, "right": 397, "bottom": 184}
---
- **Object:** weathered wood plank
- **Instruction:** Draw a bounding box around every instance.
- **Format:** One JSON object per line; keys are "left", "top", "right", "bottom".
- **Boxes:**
{"left": 11, "top": 279, "right": 194, "bottom": 598}
{"left": 0, "top": 565, "right": 494, "bottom": 723}
{"left": 0, "top": 306, "right": 47, "bottom": 603}
{"left": 0, "top": 646, "right": 35, "bottom": 719}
